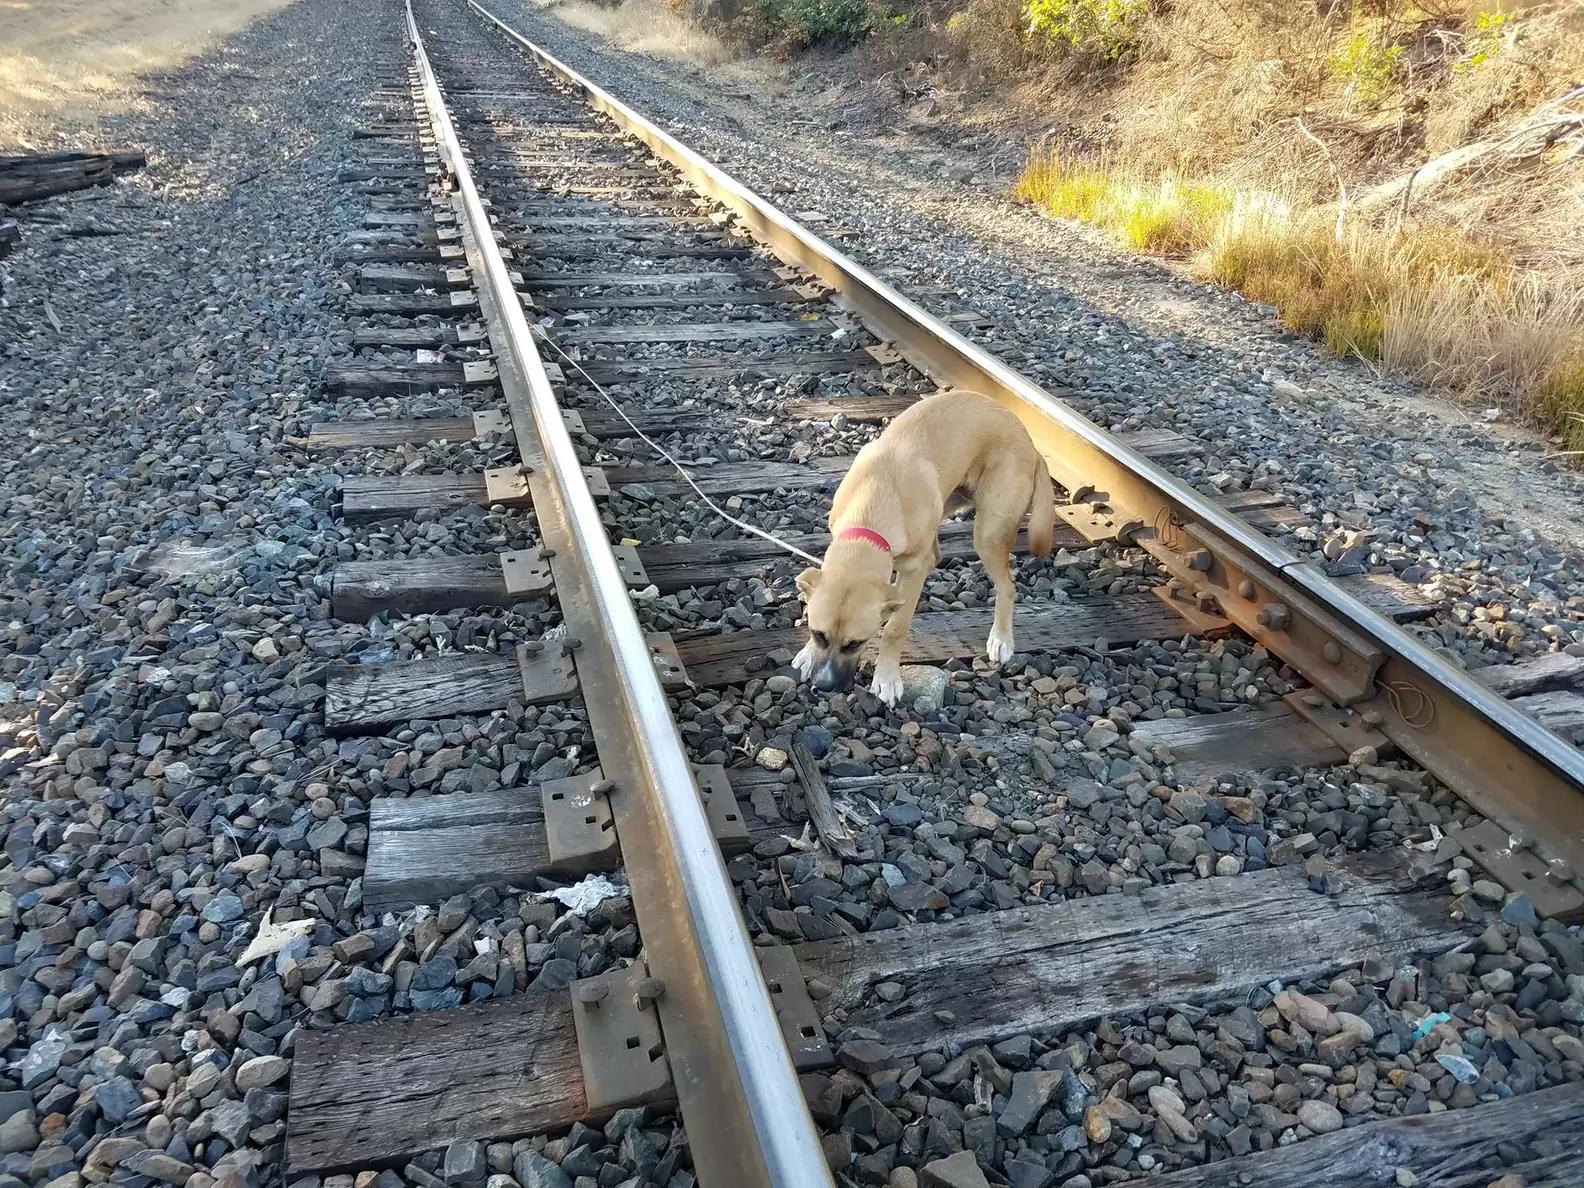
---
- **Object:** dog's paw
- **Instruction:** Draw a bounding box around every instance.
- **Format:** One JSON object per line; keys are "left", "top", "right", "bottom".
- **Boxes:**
{"left": 869, "top": 667, "right": 904, "bottom": 707}
{"left": 793, "top": 640, "right": 815, "bottom": 680}
{"left": 986, "top": 627, "right": 1015, "bottom": 666}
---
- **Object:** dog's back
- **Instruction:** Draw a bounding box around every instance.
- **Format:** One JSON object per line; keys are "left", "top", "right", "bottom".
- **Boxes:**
{"left": 842, "top": 391, "right": 1053, "bottom": 553}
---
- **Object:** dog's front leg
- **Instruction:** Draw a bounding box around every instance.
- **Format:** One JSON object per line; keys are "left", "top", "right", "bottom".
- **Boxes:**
{"left": 792, "top": 639, "right": 815, "bottom": 679}
{"left": 870, "top": 557, "right": 932, "bottom": 706}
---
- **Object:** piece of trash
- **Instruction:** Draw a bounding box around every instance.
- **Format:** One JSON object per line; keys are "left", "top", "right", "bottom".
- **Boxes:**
{"left": 1434, "top": 1051, "right": 1480, "bottom": 1084}
{"left": 783, "top": 822, "right": 818, "bottom": 852}
{"left": 534, "top": 872, "right": 628, "bottom": 916}
{"left": 1414, "top": 1012, "right": 1452, "bottom": 1040}
{"left": 1481, "top": 407, "right": 1502, "bottom": 422}
{"left": 236, "top": 908, "right": 315, "bottom": 966}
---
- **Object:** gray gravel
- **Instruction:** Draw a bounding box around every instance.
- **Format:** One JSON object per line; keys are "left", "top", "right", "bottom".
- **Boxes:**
{"left": 3, "top": 2, "right": 1581, "bottom": 1188}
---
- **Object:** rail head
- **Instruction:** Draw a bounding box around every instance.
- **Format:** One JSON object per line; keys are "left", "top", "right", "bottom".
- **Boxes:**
{"left": 467, "top": 0, "right": 1584, "bottom": 898}
{"left": 402, "top": 6, "right": 838, "bottom": 1186}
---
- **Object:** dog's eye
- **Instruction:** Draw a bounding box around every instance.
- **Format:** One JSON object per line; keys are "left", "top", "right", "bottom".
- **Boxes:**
{"left": 812, "top": 631, "right": 829, "bottom": 648}
{"left": 840, "top": 640, "right": 862, "bottom": 654}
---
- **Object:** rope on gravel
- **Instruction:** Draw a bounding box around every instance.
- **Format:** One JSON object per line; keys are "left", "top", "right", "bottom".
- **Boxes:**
{"left": 540, "top": 335, "right": 826, "bottom": 567}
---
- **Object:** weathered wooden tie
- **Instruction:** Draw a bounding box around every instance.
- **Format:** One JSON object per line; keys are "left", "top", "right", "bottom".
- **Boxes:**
{"left": 285, "top": 851, "right": 1468, "bottom": 1173}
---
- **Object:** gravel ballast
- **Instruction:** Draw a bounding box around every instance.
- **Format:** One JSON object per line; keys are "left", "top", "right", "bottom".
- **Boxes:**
{"left": 3, "top": 1, "right": 1583, "bottom": 1187}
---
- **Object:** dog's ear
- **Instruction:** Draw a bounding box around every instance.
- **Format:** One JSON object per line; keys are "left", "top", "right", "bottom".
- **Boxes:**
{"left": 795, "top": 566, "right": 823, "bottom": 601}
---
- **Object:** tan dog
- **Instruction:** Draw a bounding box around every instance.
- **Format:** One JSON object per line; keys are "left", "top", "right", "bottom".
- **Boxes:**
{"left": 794, "top": 390, "right": 1055, "bottom": 704}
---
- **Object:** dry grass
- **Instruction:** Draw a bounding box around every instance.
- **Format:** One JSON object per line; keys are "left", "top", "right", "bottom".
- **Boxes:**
{"left": 0, "top": 0, "right": 297, "bottom": 142}
{"left": 541, "top": 0, "right": 736, "bottom": 66}
{"left": 1016, "top": 148, "right": 1584, "bottom": 445}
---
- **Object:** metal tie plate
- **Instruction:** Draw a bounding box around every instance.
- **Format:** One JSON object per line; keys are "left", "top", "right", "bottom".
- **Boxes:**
{"left": 483, "top": 465, "right": 532, "bottom": 505}
{"left": 499, "top": 548, "right": 553, "bottom": 596}
{"left": 560, "top": 408, "right": 587, "bottom": 434}
{"left": 542, "top": 769, "right": 619, "bottom": 874}
{"left": 646, "top": 632, "right": 691, "bottom": 692}
{"left": 612, "top": 543, "right": 649, "bottom": 588}
{"left": 1448, "top": 819, "right": 1584, "bottom": 919}
{"left": 569, "top": 961, "right": 673, "bottom": 1113}
{"left": 582, "top": 466, "right": 611, "bottom": 498}
{"left": 1055, "top": 500, "right": 1143, "bottom": 545}
{"left": 756, "top": 947, "right": 834, "bottom": 1071}
{"left": 471, "top": 408, "right": 510, "bottom": 436}
{"left": 694, "top": 764, "right": 750, "bottom": 853}
{"left": 1282, "top": 689, "right": 1390, "bottom": 756}
{"left": 462, "top": 359, "right": 499, "bottom": 385}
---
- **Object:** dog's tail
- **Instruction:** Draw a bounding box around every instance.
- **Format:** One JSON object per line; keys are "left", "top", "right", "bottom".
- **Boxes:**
{"left": 1028, "top": 452, "right": 1055, "bottom": 557}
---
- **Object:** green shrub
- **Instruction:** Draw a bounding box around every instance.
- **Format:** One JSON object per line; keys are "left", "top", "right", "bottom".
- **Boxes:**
{"left": 1458, "top": 9, "right": 1525, "bottom": 73}
{"left": 1328, "top": 28, "right": 1403, "bottom": 106}
{"left": 760, "top": 0, "right": 872, "bottom": 44}
{"left": 1023, "top": 0, "right": 1146, "bottom": 61}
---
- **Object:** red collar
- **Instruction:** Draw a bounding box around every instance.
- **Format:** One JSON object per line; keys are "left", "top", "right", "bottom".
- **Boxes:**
{"left": 837, "top": 526, "right": 891, "bottom": 554}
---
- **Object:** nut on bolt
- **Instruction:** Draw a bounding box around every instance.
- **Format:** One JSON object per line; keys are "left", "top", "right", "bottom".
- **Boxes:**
{"left": 1257, "top": 602, "right": 1292, "bottom": 631}
{"left": 572, "top": 981, "right": 609, "bottom": 1006}
{"left": 1187, "top": 549, "right": 1213, "bottom": 572}
{"left": 635, "top": 977, "right": 665, "bottom": 1006}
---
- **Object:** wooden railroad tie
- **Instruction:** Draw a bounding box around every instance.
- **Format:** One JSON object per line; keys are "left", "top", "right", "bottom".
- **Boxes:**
{"left": 285, "top": 849, "right": 1482, "bottom": 1173}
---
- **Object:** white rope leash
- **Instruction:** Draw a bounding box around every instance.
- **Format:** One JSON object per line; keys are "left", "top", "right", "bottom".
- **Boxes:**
{"left": 540, "top": 333, "right": 826, "bottom": 567}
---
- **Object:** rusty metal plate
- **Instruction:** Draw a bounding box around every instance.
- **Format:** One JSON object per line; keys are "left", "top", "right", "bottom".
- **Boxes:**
{"left": 865, "top": 344, "right": 903, "bottom": 365}
{"left": 542, "top": 768, "right": 620, "bottom": 874}
{"left": 1448, "top": 819, "right": 1584, "bottom": 920}
{"left": 560, "top": 408, "right": 587, "bottom": 434}
{"left": 647, "top": 632, "right": 691, "bottom": 692}
{"left": 569, "top": 961, "right": 674, "bottom": 1113}
{"left": 1283, "top": 690, "right": 1390, "bottom": 755}
{"left": 1145, "top": 522, "right": 1384, "bottom": 705}
{"left": 756, "top": 946, "right": 834, "bottom": 1071}
{"left": 582, "top": 466, "right": 611, "bottom": 498}
{"left": 1055, "top": 501, "right": 1143, "bottom": 545}
{"left": 443, "top": 266, "right": 471, "bottom": 287}
{"left": 515, "top": 642, "right": 579, "bottom": 702}
{"left": 472, "top": 408, "right": 510, "bottom": 436}
{"left": 438, "top": 243, "right": 464, "bottom": 261}
{"left": 456, "top": 322, "right": 488, "bottom": 345}
{"left": 1148, "top": 584, "right": 1233, "bottom": 636}
{"left": 462, "top": 359, "right": 499, "bottom": 386}
{"left": 483, "top": 465, "right": 532, "bottom": 504}
{"left": 695, "top": 764, "right": 750, "bottom": 854}
{"left": 499, "top": 548, "right": 553, "bottom": 596}
{"left": 612, "top": 543, "right": 649, "bottom": 588}
{"left": 447, "top": 290, "right": 476, "bottom": 308}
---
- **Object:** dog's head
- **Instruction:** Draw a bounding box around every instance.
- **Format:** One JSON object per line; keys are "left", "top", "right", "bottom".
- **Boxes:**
{"left": 796, "top": 566, "right": 900, "bottom": 692}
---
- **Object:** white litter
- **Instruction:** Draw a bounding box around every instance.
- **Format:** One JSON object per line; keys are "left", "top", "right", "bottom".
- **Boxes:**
{"left": 534, "top": 872, "right": 628, "bottom": 916}
{"left": 235, "top": 908, "right": 315, "bottom": 966}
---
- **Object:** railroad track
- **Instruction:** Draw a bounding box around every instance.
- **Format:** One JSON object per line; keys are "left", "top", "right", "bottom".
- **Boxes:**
{"left": 281, "top": 1, "right": 1584, "bottom": 1185}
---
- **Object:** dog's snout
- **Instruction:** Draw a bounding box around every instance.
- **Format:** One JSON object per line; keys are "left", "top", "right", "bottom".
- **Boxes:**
{"left": 813, "top": 658, "right": 854, "bottom": 692}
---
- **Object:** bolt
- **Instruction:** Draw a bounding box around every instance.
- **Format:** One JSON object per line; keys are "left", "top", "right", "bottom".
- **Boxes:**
{"left": 1323, "top": 642, "right": 1343, "bottom": 664}
{"left": 1302, "top": 692, "right": 1325, "bottom": 708}
{"left": 572, "top": 981, "right": 608, "bottom": 1005}
{"left": 1237, "top": 579, "right": 1256, "bottom": 599}
{"left": 564, "top": 637, "right": 583, "bottom": 651}
{"left": 1070, "top": 485, "right": 1095, "bottom": 504}
{"left": 1188, "top": 549, "right": 1213, "bottom": 572}
{"left": 1166, "top": 579, "right": 1185, "bottom": 598}
{"left": 539, "top": 547, "right": 557, "bottom": 560}
{"left": 1361, "top": 709, "right": 1385, "bottom": 726}
{"left": 635, "top": 978, "right": 665, "bottom": 1005}
{"left": 521, "top": 640, "right": 543, "bottom": 655}
{"left": 590, "top": 778, "right": 615, "bottom": 795}
{"left": 519, "top": 463, "right": 534, "bottom": 477}
{"left": 1195, "top": 592, "right": 1221, "bottom": 614}
{"left": 1257, "top": 602, "right": 1292, "bottom": 631}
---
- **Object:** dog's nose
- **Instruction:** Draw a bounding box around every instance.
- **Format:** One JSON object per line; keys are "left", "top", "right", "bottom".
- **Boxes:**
{"left": 813, "top": 661, "right": 852, "bottom": 692}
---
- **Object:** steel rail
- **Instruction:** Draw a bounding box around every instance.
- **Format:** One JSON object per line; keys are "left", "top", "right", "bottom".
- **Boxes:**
{"left": 465, "top": 0, "right": 1584, "bottom": 898}
{"left": 403, "top": 7, "right": 838, "bottom": 1187}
